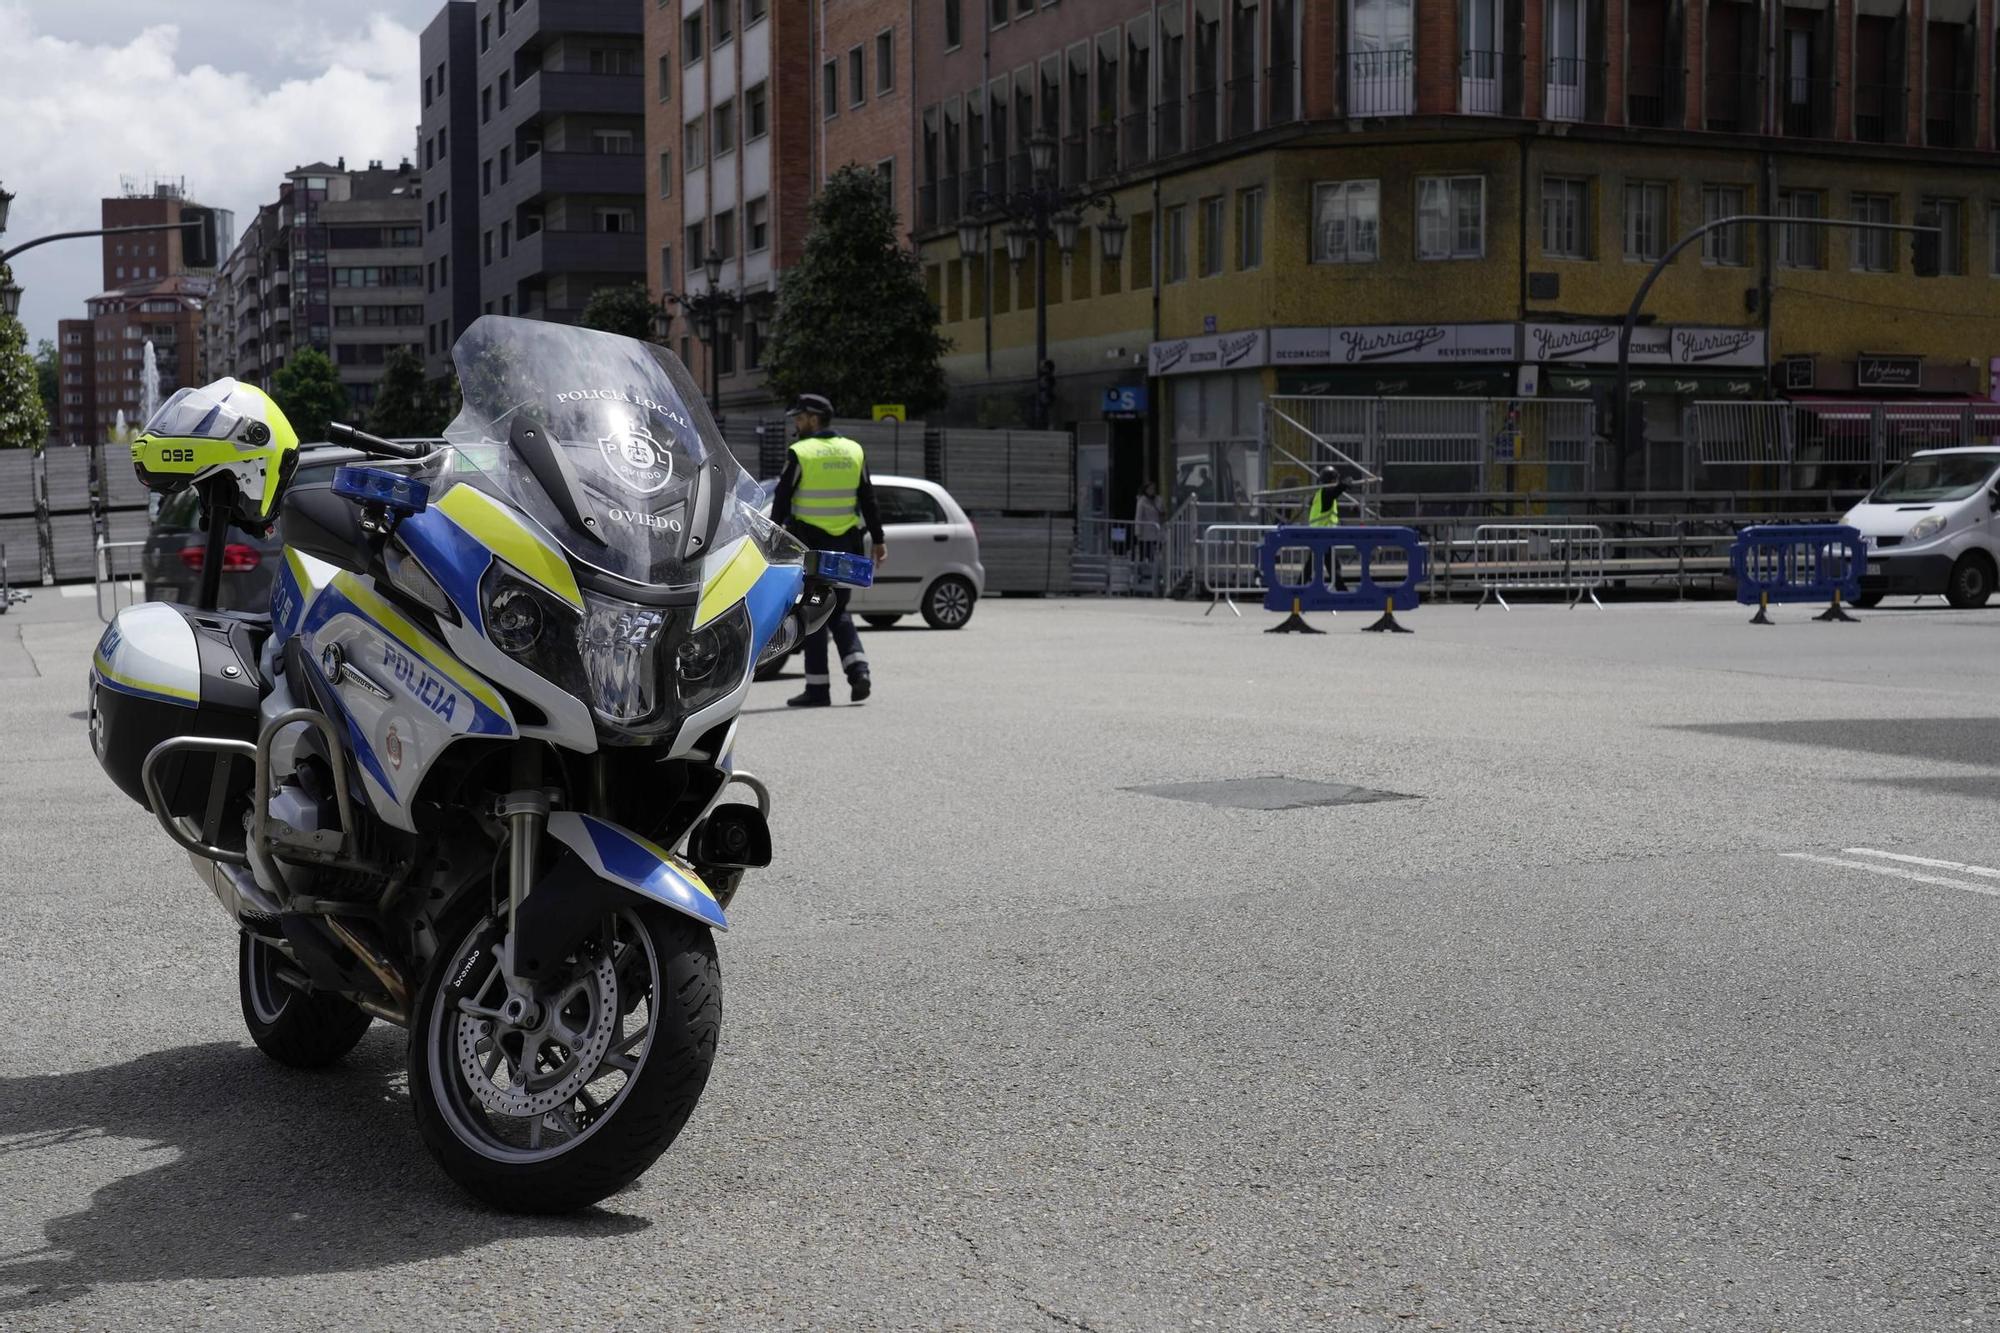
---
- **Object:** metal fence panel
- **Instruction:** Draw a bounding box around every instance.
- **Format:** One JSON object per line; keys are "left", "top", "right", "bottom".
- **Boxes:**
{"left": 938, "top": 427, "right": 1071, "bottom": 511}
{"left": 1470, "top": 524, "right": 1607, "bottom": 607}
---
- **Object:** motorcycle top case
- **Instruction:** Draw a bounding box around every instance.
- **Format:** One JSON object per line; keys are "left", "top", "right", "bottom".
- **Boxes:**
{"left": 89, "top": 602, "right": 265, "bottom": 817}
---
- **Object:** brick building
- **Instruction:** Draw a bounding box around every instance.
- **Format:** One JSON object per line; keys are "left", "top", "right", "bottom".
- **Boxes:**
{"left": 644, "top": 0, "right": 916, "bottom": 417}
{"left": 908, "top": 0, "right": 2000, "bottom": 515}
{"left": 54, "top": 182, "right": 229, "bottom": 444}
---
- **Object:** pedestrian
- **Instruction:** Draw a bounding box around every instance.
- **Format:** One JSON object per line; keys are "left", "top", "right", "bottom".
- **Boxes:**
{"left": 771, "top": 393, "right": 889, "bottom": 707}
{"left": 1303, "top": 465, "right": 1349, "bottom": 591}
{"left": 1134, "top": 480, "right": 1162, "bottom": 567}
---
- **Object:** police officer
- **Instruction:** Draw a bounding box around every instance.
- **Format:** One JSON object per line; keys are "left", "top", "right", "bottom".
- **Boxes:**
{"left": 772, "top": 393, "right": 888, "bottom": 707}
{"left": 1303, "top": 465, "right": 1348, "bottom": 591}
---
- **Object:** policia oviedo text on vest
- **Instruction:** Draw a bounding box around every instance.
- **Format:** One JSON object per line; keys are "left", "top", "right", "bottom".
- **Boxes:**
{"left": 771, "top": 394, "right": 887, "bottom": 707}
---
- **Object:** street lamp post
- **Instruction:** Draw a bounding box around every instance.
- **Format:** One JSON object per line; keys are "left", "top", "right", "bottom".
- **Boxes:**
{"left": 958, "top": 131, "right": 1128, "bottom": 430}
{"left": 662, "top": 248, "right": 746, "bottom": 417}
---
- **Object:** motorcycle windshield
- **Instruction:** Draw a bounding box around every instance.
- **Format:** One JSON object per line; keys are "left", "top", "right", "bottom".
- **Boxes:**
{"left": 440, "top": 316, "right": 776, "bottom": 594}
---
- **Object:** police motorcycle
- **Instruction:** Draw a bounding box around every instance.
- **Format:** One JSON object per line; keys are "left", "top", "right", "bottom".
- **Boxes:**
{"left": 88, "top": 317, "right": 868, "bottom": 1212}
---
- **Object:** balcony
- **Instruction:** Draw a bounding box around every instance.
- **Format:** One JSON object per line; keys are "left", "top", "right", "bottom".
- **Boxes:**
{"left": 1344, "top": 48, "right": 1414, "bottom": 117}
{"left": 1089, "top": 124, "right": 1119, "bottom": 180}
{"left": 518, "top": 0, "right": 643, "bottom": 39}
{"left": 919, "top": 176, "right": 962, "bottom": 228}
{"left": 1226, "top": 75, "right": 1258, "bottom": 138}
{"left": 1544, "top": 57, "right": 1599, "bottom": 121}
{"left": 1266, "top": 63, "right": 1299, "bottom": 126}
{"left": 1121, "top": 111, "right": 1151, "bottom": 168}
{"left": 512, "top": 69, "right": 643, "bottom": 120}
{"left": 1626, "top": 64, "right": 1683, "bottom": 127}
{"left": 1459, "top": 49, "right": 1512, "bottom": 115}
{"left": 1704, "top": 67, "right": 1759, "bottom": 132}
{"left": 511, "top": 147, "right": 642, "bottom": 200}
{"left": 1926, "top": 88, "right": 1975, "bottom": 147}
{"left": 1190, "top": 86, "right": 1219, "bottom": 148}
{"left": 1853, "top": 83, "right": 1906, "bottom": 143}
{"left": 1154, "top": 99, "right": 1185, "bottom": 157}
{"left": 512, "top": 227, "right": 644, "bottom": 274}
{"left": 1780, "top": 79, "right": 1835, "bottom": 137}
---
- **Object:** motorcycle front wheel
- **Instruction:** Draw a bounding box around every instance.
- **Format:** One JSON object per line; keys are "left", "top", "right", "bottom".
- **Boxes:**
{"left": 409, "top": 904, "right": 720, "bottom": 1213}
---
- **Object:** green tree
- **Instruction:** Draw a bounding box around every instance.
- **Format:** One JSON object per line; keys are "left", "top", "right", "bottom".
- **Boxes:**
{"left": 367, "top": 347, "right": 455, "bottom": 438}
{"left": 763, "top": 165, "right": 948, "bottom": 419}
{"left": 580, "top": 283, "right": 663, "bottom": 342}
{"left": 271, "top": 346, "right": 350, "bottom": 444}
{"left": 0, "top": 266, "right": 49, "bottom": 449}
{"left": 33, "top": 338, "right": 57, "bottom": 422}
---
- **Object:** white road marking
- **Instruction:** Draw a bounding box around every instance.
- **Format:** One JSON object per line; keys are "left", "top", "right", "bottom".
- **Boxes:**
{"left": 1844, "top": 847, "right": 2000, "bottom": 881}
{"left": 1780, "top": 852, "right": 2000, "bottom": 898}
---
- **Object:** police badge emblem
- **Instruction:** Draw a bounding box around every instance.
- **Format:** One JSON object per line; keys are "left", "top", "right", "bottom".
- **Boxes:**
{"left": 598, "top": 423, "right": 674, "bottom": 494}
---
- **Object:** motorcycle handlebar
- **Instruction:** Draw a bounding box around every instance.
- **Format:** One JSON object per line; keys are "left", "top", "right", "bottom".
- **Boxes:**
{"left": 327, "top": 421, "right": 432, "bottom": 460}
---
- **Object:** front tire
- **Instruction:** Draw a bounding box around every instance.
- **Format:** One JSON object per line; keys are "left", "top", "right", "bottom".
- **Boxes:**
{"left": 1946, "top": 552, "right": 1995, "bottom": 609}
{"left": 409, "top": 904, "right": 720, "bottom": 1213}
{"left": 239, "top": 931, "right": 374, "bottom": 1068}
{"left": 921, "top": 575, "right": 977, "bottom": 630}
{"left": 861, "top": 613, "right": 902, "bottom": 629}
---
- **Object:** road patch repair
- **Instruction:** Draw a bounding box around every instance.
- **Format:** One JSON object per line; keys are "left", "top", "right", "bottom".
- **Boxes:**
{"left": 1123, "top": 776, "right": 1418, "bottom": 811}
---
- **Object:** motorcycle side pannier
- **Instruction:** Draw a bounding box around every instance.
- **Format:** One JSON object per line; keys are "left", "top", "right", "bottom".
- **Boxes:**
{"left": 89, "top": 602, "right": 265, "bottom": 817}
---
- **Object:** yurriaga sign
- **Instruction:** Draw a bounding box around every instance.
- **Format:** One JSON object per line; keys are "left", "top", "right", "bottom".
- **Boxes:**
{"left": 1268, "top": 323, "right": 1520, "bottom": 366}
{"left": 1147, "top": 329, "right": 1269, "bottom": 377}
{"left": 1524, "top": 322, "right": 1767, "bottom": 368}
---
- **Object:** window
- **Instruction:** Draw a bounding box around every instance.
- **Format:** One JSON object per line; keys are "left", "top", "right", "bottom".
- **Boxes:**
{"left": 482, "top": 159, "right": 493, "bottom": 196}
{"left": 1623, "top": 181, "right": 1668, "bottom": 261}
{"left": 823, "top": 61, "right": 838, "bottom": 117}
{"left": 657, "top": 55, "right": 672, "bottom": 101}
{"left": 686, "top": 221, "right": 706, "bottom": 264}
{"left": 1164, "top": 204, "right": 1188, "bottom": 282}
{"left": 1923, "top": 197, "right": 1964, "bottom": 275}
{"left": 713, "top": 98, "right": 736, "bottom": 156}
{"left": 480, "top": 15, "right": 490, "bottom": 51}
{"left": 439, "top": 127, "right": 448, "bottom": 157}
{"left": 1418, "top": 175, "right": 1485, "bottom": 259}
{"left": 596, "top": 208, "right": 637, "bottom": 234}
{"left": 499, "top": 72, "right": 510, "bottom": 109}
{"left": 878, "top": 158, "right": 896, "bottom": 208}
{"left": 1777, "top": 189, "right": 1822, "bottom": 268}
{"left": 1851, "top": 193, "right": 1894, "bottom": 272}
{"left": 658, "top": 150, "right": 673, "bottom": 198}
{"left": 714, "top": 208, "right": 737, "bottom": 260}
{"left": 500, "top": 221, "right": 511, "bottom": 258}
{"left": 746, "top": 0, "right": 767, "bottom": 24}
{"left": 1198, "top": 195, "right": 1224, "bottom": 276}
{"left": 849, "top": 47, "right": 866, "bottom": 106}
{"left": 877, "top": 484, "right": 948, "bottom": 525}
{"left": 685, "top": 115, "right": 706, "bottom": 168}
{"left": 717, "top": 327, "right": 737, "bottom": 376}
{"left": 497, "top": 2, "right": 507, "bottom": 35}
{"left": 500, "top": 146, "right": 511, "bottom": 182}
{"left": 484, "top": 231, "right": 494, "bottom": 265}
{"left": 661, "top": 244, "right": 675, "bottom": 288}
{"left": 683, "top": 11, "right": 703, "bottom": 63}
{"left": 876, "top": 30, "right": 895, "bottom": 93}
{"left": 747, "top": 196, "right": 770, "bottom": 252}
{"left": 588, "top": 47, "right": 640, "bottom": 75}
{"left": 945, "top": 0, "right": 963, "bottom": 49}
{"left": 713, "top": 0, "right": 733, "bottom": 45}
{"left": 424, "top": 73, "right": 433, "bottom": 108}
{"left": 1311, "top": 181, "right": 1378, "bottom": 263}
{"left": 1542, "top": 176, "right": 1589, "bottom": 259}
{"left": 481, "top": 86, "right": 491, "bottom": 123}
{"left": 991, "top": 0, "right": 1008, "bottom": 27}
{"left": 1702, "top": 185, "right": 1747, "bottom": 265}
{"left": 746, "top": 81, "right": 769, "bottom": 139}
{"left": 746, "top": 319, "right": 766, "bottom": 370}
{"left": 1232, "top": 188, "right": 1265, "bottom": 270}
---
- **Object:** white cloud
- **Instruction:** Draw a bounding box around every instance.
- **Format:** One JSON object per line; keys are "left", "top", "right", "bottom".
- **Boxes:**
{"left": 0, "top": 3, "right": 419, "bottom": 360}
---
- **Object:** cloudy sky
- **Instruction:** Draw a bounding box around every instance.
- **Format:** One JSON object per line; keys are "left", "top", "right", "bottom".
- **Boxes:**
{"left": 1, "top": 0, "right": 438, "bottom": 349}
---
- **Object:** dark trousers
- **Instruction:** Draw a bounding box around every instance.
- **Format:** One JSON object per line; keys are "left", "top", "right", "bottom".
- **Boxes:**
{"left": 791, "top": 524, "right": 870, "bottom": 692}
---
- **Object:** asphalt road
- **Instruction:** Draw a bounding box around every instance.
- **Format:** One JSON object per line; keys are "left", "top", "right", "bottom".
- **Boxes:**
{"left": 2, "top": 586, "right": 1997, "bottom": 1330}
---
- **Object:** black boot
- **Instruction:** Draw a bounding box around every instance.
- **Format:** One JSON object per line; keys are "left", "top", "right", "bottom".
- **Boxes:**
{"left": 786, "top": 688, "right": 831, "bottom": 708}
{"left": 848, "top": 671, "right": 872, "bottom": 703}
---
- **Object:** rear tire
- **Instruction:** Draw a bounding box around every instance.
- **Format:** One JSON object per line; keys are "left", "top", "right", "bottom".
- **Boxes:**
{"left": 921, "top": 575, "right": 977, "bottom": 630}
{"left": 1946, "top": 552, "right": 1995, "bottom": 609}
{"left": 409, "top": 904, "right": 720, "bottom": 1213}
{"left": 238, "top": 931, "right": 374, "bottom": 1068}
{"left": 861, "top": 614, "right": 902, "bottom": 629}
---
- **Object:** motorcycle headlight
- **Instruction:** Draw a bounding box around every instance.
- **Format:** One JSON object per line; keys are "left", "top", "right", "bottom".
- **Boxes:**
{"left": 676, "top": 604, "right": 750, "bottom": 717}
{"left": 580, "top": 593, "right": 668, "bottom": 724}
{"left": 480, "top": 566, "right": 588, "bottom": 701}
{"left": 1908, "top": 513, "right": 1947, "bottom": 543}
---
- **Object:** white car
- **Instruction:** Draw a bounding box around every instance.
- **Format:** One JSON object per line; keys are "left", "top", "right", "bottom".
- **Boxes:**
{"left": 1844, "top": 447, "right": 2000, "bottom": 608}
{"left": 756, "top": 473, "right": 985, "bottom": 628}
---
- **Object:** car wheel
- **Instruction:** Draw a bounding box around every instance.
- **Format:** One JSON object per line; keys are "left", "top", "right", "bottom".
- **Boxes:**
{"left": 921, "top": 575, "right": 976, "bottom": 630}
{"left": 1946, "top": 552, "right": 1995, "bottom": 609}
{"left": 861, "top": 614, "right": 902, "bottom": 629}
{"left": 1850, "top": 592, "right": 1884, "bottom": 609}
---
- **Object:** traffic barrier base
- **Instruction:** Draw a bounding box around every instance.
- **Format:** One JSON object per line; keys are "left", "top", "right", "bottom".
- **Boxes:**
{"left": 1265, "top": 595, "right": 1327, "bottom": 635}
{"left": 1362, "top": 596, "right": 1413, "bottom": 634}
{"left": 1813, "top": 586, "right": 1859, "bottom": 623}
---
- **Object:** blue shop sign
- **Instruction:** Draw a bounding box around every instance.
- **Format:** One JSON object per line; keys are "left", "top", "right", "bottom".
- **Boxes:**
{"left": 1102, "top": 385, "right": 1149, "bottom": 419}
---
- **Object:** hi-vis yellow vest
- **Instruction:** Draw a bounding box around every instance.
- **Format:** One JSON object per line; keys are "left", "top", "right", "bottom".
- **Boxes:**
{"left": 789, "top": 436, "right": 865, "bottom": 536}
{"left": 1307, "top": 489, "right": 1340, "bottom": 526}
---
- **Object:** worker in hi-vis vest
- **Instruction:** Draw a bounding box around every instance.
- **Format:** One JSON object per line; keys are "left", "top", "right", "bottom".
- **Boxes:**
{"left": 771, "top": 393, "right": 888, "bottom": 707}
{"left": 1302, "top": 465, "right": 1349, "bottom": 591}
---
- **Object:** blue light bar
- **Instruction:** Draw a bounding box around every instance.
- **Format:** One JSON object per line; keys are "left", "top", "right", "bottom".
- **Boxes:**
{"left": 332, "top": 465, "right": 431, "bottom": 515}
{"left": 811, "top": 550, "right": 874, "bottom": 587}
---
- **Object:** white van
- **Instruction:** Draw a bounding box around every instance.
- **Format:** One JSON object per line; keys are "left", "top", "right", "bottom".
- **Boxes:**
{"left": 1843, "top": 446, "right": 2000, "bottom": 608}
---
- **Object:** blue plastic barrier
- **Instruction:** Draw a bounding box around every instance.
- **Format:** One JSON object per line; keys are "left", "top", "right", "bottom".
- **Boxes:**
{"left": 1259, "top": 525, "right": 1429, "bottom": 633}
{"left": 1729, "top": 524, "right": 1864, "bottom": 623}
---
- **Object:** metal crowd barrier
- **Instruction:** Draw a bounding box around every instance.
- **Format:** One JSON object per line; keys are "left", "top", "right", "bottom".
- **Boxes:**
{"left": 94, "top": 535, "right": 147, "bottom": 624}
{"left": 1200, "top": 524, "right": 1276, "bottom": 616}
{"left": 1470, "top": 524, "right": 1607, "bottom": 609}
{"left": 1260, "top": 525, "right": 1428, "bottom": 633}
{"left": 0, "top": 543, "right": 28, "bottom": 614}
{"left": 1729, "top": 524, "right": 1864, "bottom": 624}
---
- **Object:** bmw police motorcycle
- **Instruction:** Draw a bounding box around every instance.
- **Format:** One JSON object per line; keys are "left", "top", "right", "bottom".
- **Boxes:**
{"left": 87, "top": 317, "right": 866, "bottom": 1211}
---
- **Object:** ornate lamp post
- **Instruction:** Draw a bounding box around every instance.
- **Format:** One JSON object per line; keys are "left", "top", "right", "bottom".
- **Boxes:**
{"left": 661, "top": 248, "right": 747, "bottom": 417}
{"left": 957, "top": 131, "right": 1128, "bottom": 430}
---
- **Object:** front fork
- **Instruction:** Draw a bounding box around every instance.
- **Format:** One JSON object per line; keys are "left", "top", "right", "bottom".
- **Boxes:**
{"left": 495, "top": 749, "right": 553, "bottom": 1020}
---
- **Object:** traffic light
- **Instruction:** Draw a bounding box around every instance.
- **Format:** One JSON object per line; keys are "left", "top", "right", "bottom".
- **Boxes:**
{"left": 1035, "top": 359, "right": 1056, "bottom": 410}
{"left": 179, "top": 207, "right": 224, "bottom": 270}
{"left": 1913, "top": 209, "right": 1941, "bottom": 278}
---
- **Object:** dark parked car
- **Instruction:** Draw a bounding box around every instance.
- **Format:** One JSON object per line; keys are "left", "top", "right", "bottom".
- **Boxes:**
{"left": 143, "top": 447, "right": 368, "bottom": 608}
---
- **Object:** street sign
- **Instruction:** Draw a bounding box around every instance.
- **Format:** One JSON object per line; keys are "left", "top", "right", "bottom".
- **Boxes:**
{"left": 1101, "top": 385, "right": 1148, "bottom": 419}
{"left": 871, "top": 404, "right": 906, "bottom": 422}
{"left": 1202, "top": 315, "right": 1217, "bottom": 333}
